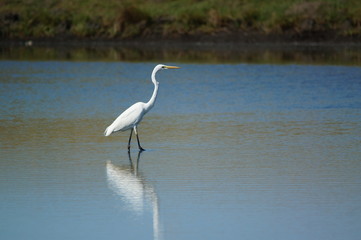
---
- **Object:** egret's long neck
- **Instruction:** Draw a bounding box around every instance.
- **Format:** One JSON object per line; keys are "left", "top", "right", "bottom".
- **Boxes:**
{"left": 144, "top": 70, "right": 159, "bottom": 112}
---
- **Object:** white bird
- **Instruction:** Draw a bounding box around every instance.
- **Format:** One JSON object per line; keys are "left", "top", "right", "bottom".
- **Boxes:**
{"left": 104, "top": 64, "right": 180, "bottom": 151}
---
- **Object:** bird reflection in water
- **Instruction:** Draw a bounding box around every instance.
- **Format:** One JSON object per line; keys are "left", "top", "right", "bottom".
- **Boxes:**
{"left": 106, "top": 151, "right": 161, "bottom": 240}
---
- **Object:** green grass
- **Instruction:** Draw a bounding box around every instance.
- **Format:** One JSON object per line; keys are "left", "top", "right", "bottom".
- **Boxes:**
{"left": 1, "top": 0, "right": 360, "bottom": 40}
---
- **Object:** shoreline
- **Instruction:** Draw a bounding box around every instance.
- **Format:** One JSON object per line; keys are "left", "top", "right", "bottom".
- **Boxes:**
{"left": 1, "top": 30, "right": 361, "bottom": 47}
{"left": 1, "top": 37, "right": 360, "bottom": 66}
{"left": 2, "top": 0, "right": 360, "bottom": 48}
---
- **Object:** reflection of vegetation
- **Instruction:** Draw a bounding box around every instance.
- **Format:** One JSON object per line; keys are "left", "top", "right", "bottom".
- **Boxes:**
{"left": 1, "top": 0, "right": 360, "bottom": 40}
{"left": 1, "top": 43, "right": 360, "bottom": 65}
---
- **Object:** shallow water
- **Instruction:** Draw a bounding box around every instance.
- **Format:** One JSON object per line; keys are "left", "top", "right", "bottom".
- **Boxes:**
{"left": 1, "top": 48, "right": 361, "bottom": 240}
{"left": 1, "top": 42, "right": 361, "bottom": 65}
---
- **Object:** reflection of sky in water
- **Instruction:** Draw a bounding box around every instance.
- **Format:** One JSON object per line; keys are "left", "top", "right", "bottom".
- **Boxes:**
{"left": 0, "top": 60, "right": 361, "bottom": 240}
{"left": 1, "top": 62, "right": 360, "bottom": 120}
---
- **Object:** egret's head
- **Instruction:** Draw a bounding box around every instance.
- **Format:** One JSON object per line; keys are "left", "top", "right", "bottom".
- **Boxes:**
{"left": 152, "top": 64, "right": 180, "bottom": 84}
{"left": 156, "top": 64, "right": 180, "bottom": 72}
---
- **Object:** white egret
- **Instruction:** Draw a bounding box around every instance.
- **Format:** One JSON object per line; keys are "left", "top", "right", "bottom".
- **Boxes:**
{"left": 104, "top": 64, "right": 180, "bottom": 151}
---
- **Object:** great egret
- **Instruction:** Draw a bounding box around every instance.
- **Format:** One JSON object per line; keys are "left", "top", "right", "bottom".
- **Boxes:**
{"left": 104, "top": 64, "right": 180, "bottom": 151}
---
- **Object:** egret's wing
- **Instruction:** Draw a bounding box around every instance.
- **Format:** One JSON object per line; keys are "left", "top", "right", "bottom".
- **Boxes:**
{"left": 110, "top": 102, "right": 145, "bottom": 132}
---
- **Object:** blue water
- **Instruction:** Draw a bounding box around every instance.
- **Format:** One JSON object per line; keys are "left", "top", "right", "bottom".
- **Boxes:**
{"left": 1, "top": 62, "right": 360, "bottom": 117}
{"left": 1, "top": 60, "right": 361, "bottom": 240}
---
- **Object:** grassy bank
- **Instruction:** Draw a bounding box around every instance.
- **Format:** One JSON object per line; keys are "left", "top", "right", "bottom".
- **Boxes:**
{"left": 1, "top": 0, "right": 361, "bottom": 41}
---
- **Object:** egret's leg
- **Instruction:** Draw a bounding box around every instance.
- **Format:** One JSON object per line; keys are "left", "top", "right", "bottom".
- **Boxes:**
{"left": 128, "top": 128, "right": 133, "bottom": 151}
{"left": 134, "top": 126, "right": 145, "bottom": 151}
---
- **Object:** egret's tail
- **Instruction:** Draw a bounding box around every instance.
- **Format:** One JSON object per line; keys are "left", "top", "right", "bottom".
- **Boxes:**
{"left": 104, "top": 126, "right": 113, "bottom": 136}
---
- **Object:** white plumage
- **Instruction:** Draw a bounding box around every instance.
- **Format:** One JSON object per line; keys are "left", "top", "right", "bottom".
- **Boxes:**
{"left": 104, "top": 64, "right": 180, "bottom": 151}
{"left": 104, "top": 102, "right": 145, "bottom": 136}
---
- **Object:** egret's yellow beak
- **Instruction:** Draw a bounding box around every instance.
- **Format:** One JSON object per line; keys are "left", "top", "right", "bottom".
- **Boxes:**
{"left": 165, "top": 65, "right": 180, "bottom": 69}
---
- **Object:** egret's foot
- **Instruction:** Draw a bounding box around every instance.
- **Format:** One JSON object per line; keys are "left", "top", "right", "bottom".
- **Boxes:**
{"left": 139, "top": 147, "right": 145, "bottom": 152}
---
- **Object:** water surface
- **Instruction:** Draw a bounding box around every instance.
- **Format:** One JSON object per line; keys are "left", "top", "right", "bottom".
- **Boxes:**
{"left": 1, "top": 47, "right": 361, "bottom": 240}
{"left": 1, "top": 42, "right": 361, "bottom": 65}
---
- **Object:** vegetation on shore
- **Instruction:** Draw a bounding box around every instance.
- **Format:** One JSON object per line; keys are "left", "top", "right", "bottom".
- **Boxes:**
{"left": 1, "top": 0, "right": 360, "bottom": 41}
